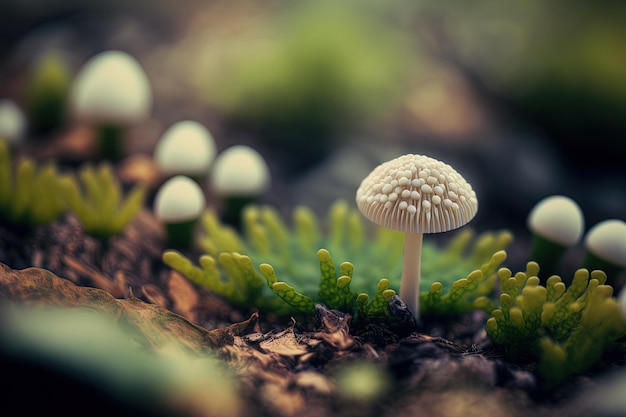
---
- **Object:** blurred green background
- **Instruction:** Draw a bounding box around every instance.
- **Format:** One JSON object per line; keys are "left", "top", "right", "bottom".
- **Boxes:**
{"left": 1, "top": 0, "right": 625, "bottom": 234}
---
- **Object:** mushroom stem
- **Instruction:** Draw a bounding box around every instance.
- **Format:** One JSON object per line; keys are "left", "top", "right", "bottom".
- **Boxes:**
{"left": 399, "top": 231, "right": 423, "bottom": 323}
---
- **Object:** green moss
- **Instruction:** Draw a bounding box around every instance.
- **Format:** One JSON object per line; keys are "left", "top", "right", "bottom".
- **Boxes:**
{"left": 59, "top": 161, "right": 147, "bottom": 241}
{"left": 421, "top": 249, "right": 508, "bottom": 315}
{"left": 486, "top": 263, "right": 626, "bottom": 389}
{"left": 164, "top": 200, "right": 511, "bottom": 321}
{"left": 205, "top": 1, "right": 412, "bottom": 151}
{"left": 0, "top": 140, "right": 67, "bottom": 228}
{"left": 26, "top": 51, "right": 72, "bottom": 134}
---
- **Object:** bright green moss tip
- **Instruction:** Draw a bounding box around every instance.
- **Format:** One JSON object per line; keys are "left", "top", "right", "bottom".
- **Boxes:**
{"left": 0, "top": 140, "right": 67, "bottom": 228}
{"left": 165, "top": 199, "right": 512, "bottom": 322}
{"left": 486, "top": 264, "right": 626, "bottom": 389}
{"left": 59, "top": 161, "right": 146, "bottom": 240}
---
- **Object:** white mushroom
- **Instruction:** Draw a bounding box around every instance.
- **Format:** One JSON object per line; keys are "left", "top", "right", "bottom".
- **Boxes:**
{"left": 528, "top": 195, "right": 584, "bottom": 247}
{"left": 210, "top": 145, "right": 271, "bottom": 228}
{"left": 356, "top": 153, "right": 478, "bottom": 321}
{"left": 70, "top": 50, "right": 152, "bottom": 125}
{"left": 154, "top": 175, "right": 206, "bottom": 248}
{"left": 526, "top": 195, "right": 584, "bottom": 275}
{"left": 583, "top": 219, "right": 626, "bottom": 279}
{"left": 211, "top": 145, "right": 270, "bottom": 196}
{"left": 0, "top": 99, "right": 27, "bottom": 145}
{"left": 154, "top": 120, "right": 217, "bottom": 180}
{"left": 69, "top": 50, "right": 152, "bottom": 160}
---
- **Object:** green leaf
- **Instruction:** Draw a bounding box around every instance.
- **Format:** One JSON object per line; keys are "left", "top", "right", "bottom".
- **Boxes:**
{"left": 162, "top": 251, "right": 231, "bottom": 301}
{"left": 218, "top": 253, "right": 264, "bottom": 304}
{"left": 0, "top": 141, "right": 67, "bottom": 227}
{"left": 487, "top": 264, "right": 626, "bottom": 389}
{"left": 259, "top": 263, "right": 278, "bottom": 287}
{"left": 198, "top": 210, "right": 243, "bottom": 255}
{"left": 178, "top": 199, "right": 512, "bottom": 323}
{"left": 293, "top": 205, "right": 320, "bottom": 255}
{"left": 271, "top": 282, "right": 315, "bottom": 313}
{"left": 366, "top": 279, "right": 395, "bottom": 318}
{"left": 355, "top": 293, "right": 369, "bottom": 320}
{"left": 59, "top": 161, "right": 145, "bottom": 239}
{"left": 317, "top": 248, "right": 337, "bottom": 303}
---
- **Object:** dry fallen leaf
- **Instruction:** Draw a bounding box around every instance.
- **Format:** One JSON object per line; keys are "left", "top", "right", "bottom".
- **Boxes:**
{"left": 0, "top": 262, "right": 257, "bottom": 352}
{"left": 257, "top": 323, "right": 312, "bottom": 357}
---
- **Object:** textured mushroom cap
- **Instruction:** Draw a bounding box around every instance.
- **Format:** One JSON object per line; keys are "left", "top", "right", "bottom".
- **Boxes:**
{"left": 356, "top": 153, "right": 477, "bottom": 233}
{"left": 0, "top": 99, "right": 27, "bottom": 144}
{"left": 70, "top": 50, "right": 152, "bottom": 125}
{"left": 211, "top": 145, "right": 270, "bottom": 196}
{"left": 584, "top": 219, "right": 626, "bottom": 268}
{"left": 527, "top": 195, "right": 584, "bottom": 246}
{"left": 154, "top": 120, "right": 217, "bottom": 177}
{"left": 154, "top": 175, "right": 206, "bottom": 223}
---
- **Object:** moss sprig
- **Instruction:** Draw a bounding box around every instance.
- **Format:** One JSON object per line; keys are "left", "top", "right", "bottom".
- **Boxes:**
{"left": 486, "top": 263, "right": 626, "bottom": 389}
{"left": 163, "top": 200, "right": 511, "bottom": 321}
{"left": 0, "top": 140, "right": 66, "bottom": 228}
{"left": 421, "top": 249, "right": 508, "bottom": 316}
{"left": 59, "top": 161, "right": 147, "bottom": 241}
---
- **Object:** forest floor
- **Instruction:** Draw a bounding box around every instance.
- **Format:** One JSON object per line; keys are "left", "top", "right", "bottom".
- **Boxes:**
{"left": 0, "top": 195, "right": 622, "bottom": 417}
{"left": 1, "top": 4, "right": 625, "bottom": 415}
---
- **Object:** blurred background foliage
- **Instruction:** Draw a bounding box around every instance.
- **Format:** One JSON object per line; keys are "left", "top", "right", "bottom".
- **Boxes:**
{"left": 196, "top": 1, "right": 413, "bottom": 167}
{"left": 1, "top": 0, "right": 625, "bottom": 237}
{"left": 412, "top": 0, "right": 626, "bottom": 170}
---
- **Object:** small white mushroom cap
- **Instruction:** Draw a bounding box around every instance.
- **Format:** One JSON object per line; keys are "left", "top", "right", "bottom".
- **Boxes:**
{"left": 70, "top": 50, "right": 152, "bottom": 125}
{"left": 211, "top": 145, "right": 270, "bottom": 196}
{"left": 154, "top": 175, "right": 206, "bottom": 223}
{"left": 527, "top": 195, "right": 584, "bottom": 246}
{"left": 584, "top": 219, "right": 626, "bottom": 268}
{"left": 154, "top": 120, "right": 217, "bottom": 177}
{"left": 0, "top": 99, "right": 27, "bottom": 144}
{"left": 356, "top": 153, "right": 478, "bottom": 234}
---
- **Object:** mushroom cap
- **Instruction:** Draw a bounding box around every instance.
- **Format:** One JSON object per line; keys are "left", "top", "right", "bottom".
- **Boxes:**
{"left": 584, "top": 219, "right": 626, "bottom": 268}
{"left": 211, "top": 145, "right": 270, "bottom": 196}
{"left": 527, "top": 195, "right": 584, "bottom": 246}
{"left": 154, "top": 175, "right": 206, "bottom": 223}
{"left": 154, "top": 120, "right": 217, "bottom": 177}
{"left": 70, "top": 50, "right": 152, "bottom": 125}
{"left": 356, "top": 153, "right": 477, "bottom": 234}
{"left": 0, "top": 99, "right": 27, "bottom": 144}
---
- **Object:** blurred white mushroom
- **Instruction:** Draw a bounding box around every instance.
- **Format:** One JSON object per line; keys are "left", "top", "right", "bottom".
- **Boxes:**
{"left": 210, "top": 145, "right": 270, "bottom": 228}
{"left": 527, "top": 195, "right": 585, "bottom": 276}
{"left": 582, "top": 219, "right": 626, "bottom": 281}
{"left": 527, "top": 195, "right": 584, "bottom": 246}
{"left": 154, "top": 175, "right": 206, "bottom": 249}
{"left": 211, "top": 145, "right": 270, "bottom": 196}
{"left": 153, "top": 120, "right": 217, "bottom": 181}
{"left": 0, "top": 99, "right": 27, "bottom": 146}
{"left": 356, "top": 153, "right": 478, "bottom": 322}
{"left": 69, "top": 50, "right": 152, "bottom": 160}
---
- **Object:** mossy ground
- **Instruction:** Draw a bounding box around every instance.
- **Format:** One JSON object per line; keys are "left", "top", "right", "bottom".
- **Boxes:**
{"left": 2, "top": 3, "right": 626, "bottom": 414}
{"left": 0, "top": 185, "right": 622, "bottom": 417}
